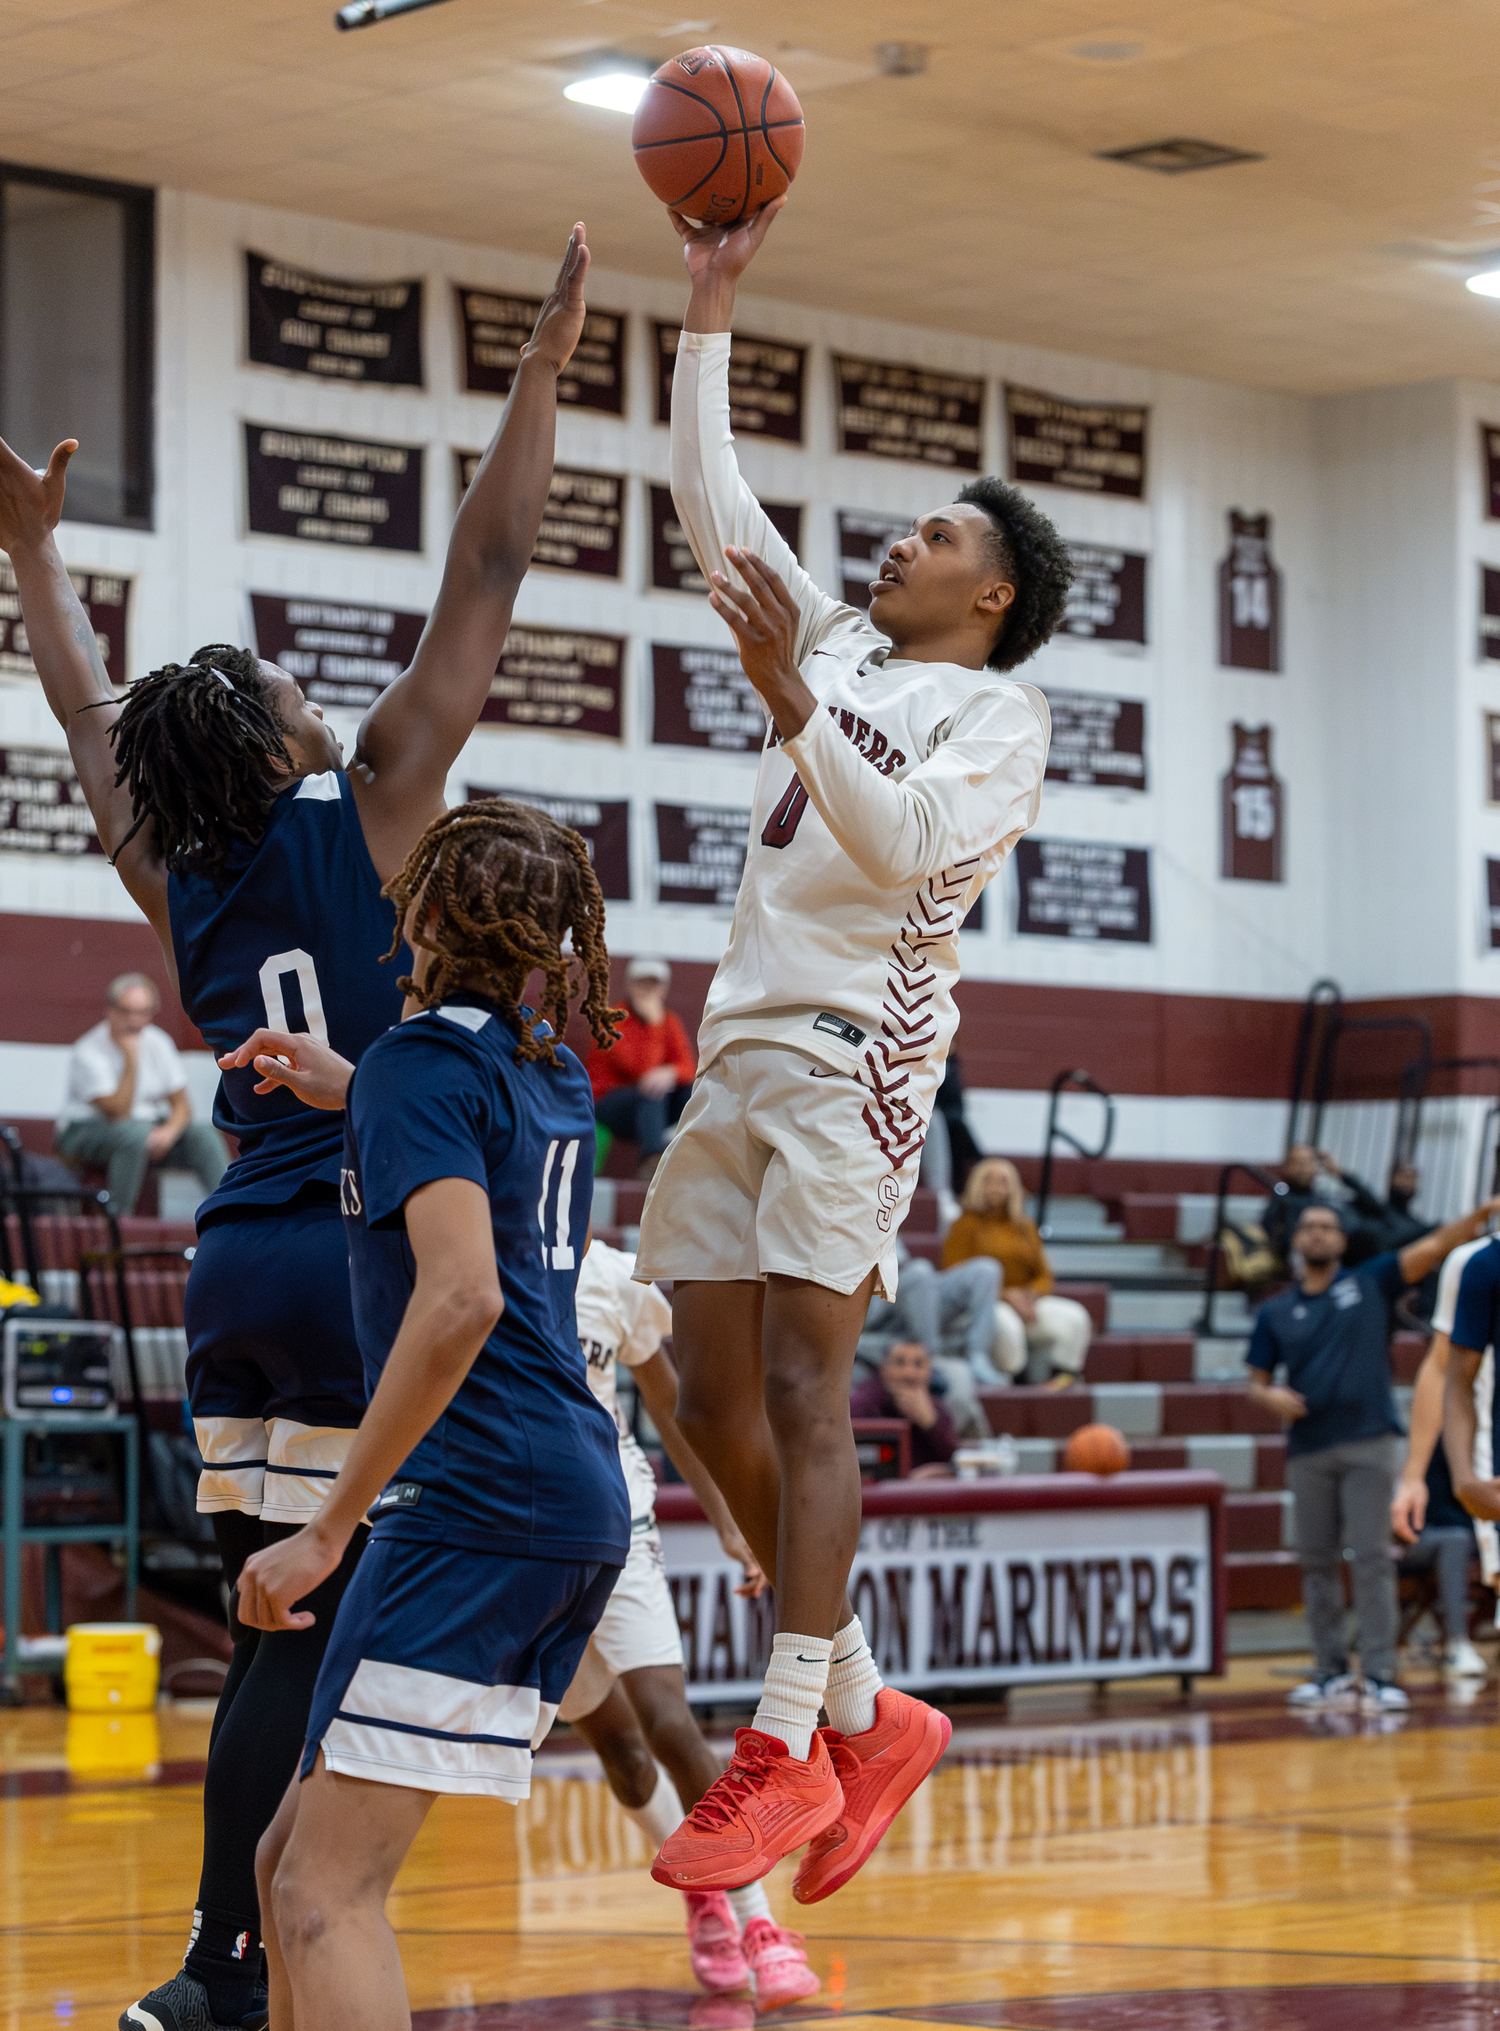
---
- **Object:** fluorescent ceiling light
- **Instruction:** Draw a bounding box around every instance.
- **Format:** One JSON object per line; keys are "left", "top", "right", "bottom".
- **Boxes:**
{"left": 1466, "top": 269, "right": 1500, "bottom": 299}
{"left": 564, "top": 70, "right": 649, "bottom": 113}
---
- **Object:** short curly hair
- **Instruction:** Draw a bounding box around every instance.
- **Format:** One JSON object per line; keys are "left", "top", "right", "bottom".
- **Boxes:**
{"left": 956, "top": 478, "right": 1073, "bottom": 672}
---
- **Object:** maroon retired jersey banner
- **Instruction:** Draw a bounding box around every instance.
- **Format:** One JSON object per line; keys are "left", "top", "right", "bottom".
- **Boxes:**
{"left": 1006, "top": 386, "right": 1147, "bottom": 500}
{"left": 250, "top": 594, "right": 426, "bottom": 710}
{"left": 655, "top": 324, "right": 805, "bottom": 441}
{"left": 1218, "top": 511, "right": 1282, "bottom": 672}
{"left": 1221, "top": 724, "right": 1284, "bottom": 883}
{"left": 1015, "top": 838, "right": 1152, "bottom": 943}
{"left": 1488, "top": 861, "right": 1500, "bottom": 949}
{"left": 1481, "top": 566, "right": 1500, "bottom": 661}
{"left": 481, "top": 627, "right": 624, "bottom": 738}
{"left": 466, "top": 784, "right": 630, "bottom": 900}
{"left": 0, "top": 747, "right": 103, "bottom": 857}
{"left": 1483, "top": 425, "right": 1500, "bottom": 520}
{"left": 454, "top": 287, "right": 625, "bottom": 413}
{"left": 455, "top": 455, "right": 623, "bottom": 578}
{"left": 1487, "top": 713, "right": 1500, "bottom": 804}
{"left": 1061, "top": 545, "right": 1147, "bottom": 644}
{"left": 650, "top": 487, "right": 803, "bottom": 595}
{"left": 655, "top": 803, "right": 751, "bottom": 908}
{"left": 245, "top": 425, "right": 423, "bottom": 552}
{"left": 652, "top": 645, "right": 766, "bottom": 753}
{"left": 0, "top": 559, "right": 130, "bottom": 687}
{"left": 245, "top": 252, "right": 423, "bottom": 387}
{"left": 836, "top": 510, "right": 910, "bottom": 612}
{"left": 1042, "top": 690, "right": 1147, "bottom": 792}
{"left": 834, "top": 355, "right": 983, "bottom": 471}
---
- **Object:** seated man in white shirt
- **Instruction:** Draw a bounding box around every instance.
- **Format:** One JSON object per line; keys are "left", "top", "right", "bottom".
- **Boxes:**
{"left": 56, "top": 971, "right": 227, "bottom": 1214}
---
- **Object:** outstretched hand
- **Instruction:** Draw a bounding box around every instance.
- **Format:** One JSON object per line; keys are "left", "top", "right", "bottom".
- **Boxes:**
{"left": 0, "top": 434, "right": 75, "bottom": 556}
{"left": 523, "top": 223, "right": 591, "bottom": 372}
{"left": 669, "top": 197, "right": 785, "bottom": 289}
{"left": 218, "top": 1028, "right": 355, "bottom": 1109}
{"left": 708, "top": 547, "right": 814, "bottom": 741}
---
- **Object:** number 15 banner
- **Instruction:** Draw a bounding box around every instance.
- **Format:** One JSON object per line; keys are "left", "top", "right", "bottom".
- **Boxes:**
{"left": 1221, "top": 723, "right": 1284, "bottom": 883}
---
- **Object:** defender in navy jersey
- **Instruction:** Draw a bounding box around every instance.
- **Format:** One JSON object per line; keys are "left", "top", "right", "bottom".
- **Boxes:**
{"left": 1443, "top": 1237, "right": 1500, "bottom": 1533}
{"left": 229, "top": 802, "right": 624, "bottom": 2031}
{"left": 0, "top": 229, "right": 595, "bottom": 2031}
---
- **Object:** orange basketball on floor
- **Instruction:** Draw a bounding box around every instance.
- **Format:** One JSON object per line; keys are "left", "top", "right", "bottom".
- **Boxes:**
{"left": 1062, "top": 1423, "right": 1132, "bottom": 1476}
{"left": 632, "top": 46, "right": 805, "bottom": 228}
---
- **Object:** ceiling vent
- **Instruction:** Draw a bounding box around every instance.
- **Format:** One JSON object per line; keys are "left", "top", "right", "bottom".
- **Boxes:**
{"left": 1098, "top": 137, "right": 1264, "bottom": 175}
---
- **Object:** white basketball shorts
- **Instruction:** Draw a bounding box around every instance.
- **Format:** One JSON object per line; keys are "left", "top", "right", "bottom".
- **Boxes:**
{"left": 633, "top": 1041, "right": 924, "bottom": 1302}
{"left": 556, "top": 1524, "right": 687, "bottom": 1724}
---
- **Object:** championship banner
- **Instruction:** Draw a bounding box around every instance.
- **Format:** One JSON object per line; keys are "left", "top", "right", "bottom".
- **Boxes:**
{"left": 658, "top": 1500, "right": 1214, "bottom": 1701}
{"left": 1483, "top": 425, "right": 1500, "bottom": 521}
{"left": 245, "top": 252, "right": 423, "bottom": 387}
{"left": 654, "top": 324, "right": 805, "bottom": 441}
{"left": 245, "top": 425, "right": 423, "bottom": 553}
{"left": 836, "top": 510, "right": 910, "bottom": 611}
{"left": 456, "top": 455, "right": 624, "bottom": 578}
{"left": 1221, "top": 724, "right": 1284, "bottom": 883}
{"left": 480, "top": 627, "right": 624, "bottom": 739}
{"left": 1487, "top": 713, "right": 1500, "bottom": 804}
{"left": 249, "top": 594, "right": 426, "bottom": 710}
{"left": 1061, "top": 545, "right": 1147, "bottom": 644}
{"left": 465, "top": 784, "right": 631, "bottom": 901}
{"left": 1042, "top": 690, "right": 1147, "bottom": 792}
{"left": 650, "top": 487, "right": 802, "bottom": 595}
{"left": 1481, "top": 566, "right": 1500, "bottom": 661}
{"left": 0, "top": 747, "right": 103, "bottom": 858}
{"left": 1218, "top": 511, "right": 1282, "bottom": 672}
{"left": 834, "top": 354, "right": 983, "bottom": 470}
{"left": 454, "top": 287, "right": 625, "bottom": 413}
{"left": 655, "top": 802, "right": 751, "bottom": 908}
{"left": 1015, "top": 838, "right": 1153, "bottom": 944}
{"left": 1005, "top": 386, "right": 1147, "bottom": 500}
{"left": 0, "top": 559, "right": 130, "bottom": 687}
{"left": 1489, "top": 863, "right": 1500, "bottom": 950}
{"left": 651, "top": 644, "right": 766, "bottom": 753}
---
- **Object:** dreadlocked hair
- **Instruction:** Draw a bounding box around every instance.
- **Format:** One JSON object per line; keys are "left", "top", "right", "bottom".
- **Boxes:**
{"left": 103, "top": 643, "right": 292, "bottom": 883}
{"left": 382, "top": 798, "right": 621, "bottom": 1069}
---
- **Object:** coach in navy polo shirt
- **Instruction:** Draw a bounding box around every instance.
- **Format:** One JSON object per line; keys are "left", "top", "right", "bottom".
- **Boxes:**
{"left": 1248, "top": 1193, "right": 1499, "bottom": 1714}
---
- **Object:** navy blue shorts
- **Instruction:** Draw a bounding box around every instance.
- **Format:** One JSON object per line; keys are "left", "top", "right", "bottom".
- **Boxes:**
{"left": 185, "top": 1199, "right": 367, "bottom": 1524}
{"left": 302, "top": 1528, "right": 620, "bottom": 1797}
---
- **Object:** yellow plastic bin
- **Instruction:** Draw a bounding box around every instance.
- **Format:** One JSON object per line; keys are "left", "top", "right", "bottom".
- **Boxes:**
{"left": 64, "top": 1623, "right": 161, "bottom": 1712}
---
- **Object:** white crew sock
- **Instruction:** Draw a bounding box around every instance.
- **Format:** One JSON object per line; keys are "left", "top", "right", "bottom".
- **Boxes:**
{"left": 823, "top": 1616, "right": 883, "bottom": 1738}
{"left": 728, "top": 1881, "right": 773, "bottom": 1927}
{"left": 624, "top": 1765, "right": 684, "bottom": 1847}
{"left": 753, "top": 1632, "right": 833, "bottom": 1760}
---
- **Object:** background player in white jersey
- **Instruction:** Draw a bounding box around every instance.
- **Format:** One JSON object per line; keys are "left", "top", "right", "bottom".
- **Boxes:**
{"left": 561, "top": 1238, "right": 819, "bottom": 2010}
{"left": 637, "top": 200, "right": 1069, "bottom": 1899}
{"left": 0, "top": 230, "right": 593, "bottom": 2031}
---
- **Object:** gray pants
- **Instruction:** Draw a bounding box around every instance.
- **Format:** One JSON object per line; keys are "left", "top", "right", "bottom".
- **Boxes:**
{"left": 894, "top": 1256, "right": 1002, "bottom": 1373}
{"left": 1285, "top": 1434, "right": 1400, "bottom": 1682}
{"left": 56, "top": 1116, "right": 228, "bottom": 1216}
{"left": 1398, "top": 1525, "right": 1475, "bottom": 1645}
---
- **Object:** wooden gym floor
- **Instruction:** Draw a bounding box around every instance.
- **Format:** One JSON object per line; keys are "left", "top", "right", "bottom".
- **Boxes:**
{"left": 6, "top": 1656, "right": 1500, "bottom": 2031}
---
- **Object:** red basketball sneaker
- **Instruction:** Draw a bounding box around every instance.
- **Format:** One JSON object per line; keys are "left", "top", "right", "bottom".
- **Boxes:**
{"left": 651, "top": 1729, "right": 843, "bottom": 1891}
{"left": 792, "top": 1689, "right": 952, "bottom": 1904}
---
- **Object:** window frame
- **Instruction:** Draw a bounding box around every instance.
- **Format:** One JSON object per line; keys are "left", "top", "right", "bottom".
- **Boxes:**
{"left": 0, "top": 159, "right": 156, "bottom": 531}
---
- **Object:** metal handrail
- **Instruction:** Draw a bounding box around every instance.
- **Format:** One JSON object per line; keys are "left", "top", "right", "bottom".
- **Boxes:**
{"left": 1286, "top": 978, "right": 1341, "bottom": 1154}
{"left": 1035, "top": 1069, "right": 1115, "bottom": 1238}
{"left": 1197, "top": 1161, "right": 1286, "bottom": 1338}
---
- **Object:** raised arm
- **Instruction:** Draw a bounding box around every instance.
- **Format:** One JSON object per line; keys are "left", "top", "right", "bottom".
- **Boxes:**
{"left": 1398, "top": 1199, "right": 1500, "bottom": 1286}
{"left": 669, "top": 203, "right": 847, "bottom": 664}
{"left": 350, "top": 226, "right": 591, "bottom": 880}
{"left": 0, "top": 436, "right": 166, "bottom": 926}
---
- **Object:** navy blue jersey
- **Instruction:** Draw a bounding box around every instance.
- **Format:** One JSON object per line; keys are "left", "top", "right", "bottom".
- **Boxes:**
{"left": 1246, "top": 1250, "right": 1406, "bottom": 1458}
{"left": 1450, "top": 1243, "right": 1500, "bottom": 1476}
{"left": 341, "top": 997, "right": 628, "bottom": 1565}
{"left": 169, "top": 771, "right": 408, "bottom": 1221}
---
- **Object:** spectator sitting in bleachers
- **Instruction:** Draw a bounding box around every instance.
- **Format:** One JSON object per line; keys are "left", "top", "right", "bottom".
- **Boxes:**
{"left": 587, "top": 957, "right": 696, "bottom": 1180}
{"left": 849, "top": 1339, "right": 958, "bottom": 1478}
{"left": 860, "top": 1235, "right": 998, "bottom": 1437}
{"left": 942, "top": 1157, "right": 1092, "bottom": 1387}
{"left": 55, "top": 973, "right": 227, "bottom": 1216}
{"left": 1261, "top": 1143, "right": 1335, "bottom": 1266}
{"left": 1340, "top": 1159, "right": 1431, "bottom": 1268}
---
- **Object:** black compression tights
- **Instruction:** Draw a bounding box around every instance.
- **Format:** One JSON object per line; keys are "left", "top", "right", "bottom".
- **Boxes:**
{"left": 180, "top": 1511, "right": 367, "bottom": 2020}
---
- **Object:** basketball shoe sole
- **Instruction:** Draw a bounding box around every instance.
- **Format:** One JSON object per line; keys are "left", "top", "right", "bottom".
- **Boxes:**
{"left": 792, "top": 1689, "right": 952, "bottom": 1904}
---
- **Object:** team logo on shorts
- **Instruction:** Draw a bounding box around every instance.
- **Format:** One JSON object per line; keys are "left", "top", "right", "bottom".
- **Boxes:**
{"left": 875, "top": 1172, "right": 901, "bottom": 1233}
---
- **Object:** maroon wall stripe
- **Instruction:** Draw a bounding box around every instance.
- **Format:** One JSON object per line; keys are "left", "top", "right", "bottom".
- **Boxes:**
{"left": 0, "top": 912, "right": 204, "bottom": 1050}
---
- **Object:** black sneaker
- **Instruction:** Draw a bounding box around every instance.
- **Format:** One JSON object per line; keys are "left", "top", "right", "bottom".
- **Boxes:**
{"left": 240, "top": 1988, "right": 269, "bottom": 2031}
{"left": 121, "top": 1973, "right": 243, "bottom": 2031}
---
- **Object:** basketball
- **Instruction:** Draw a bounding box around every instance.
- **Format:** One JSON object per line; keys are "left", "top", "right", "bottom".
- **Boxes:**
{"left": 1062, "top": 1423, "right": 1132, "bottom": 1476}
{"left": 631, "top": 45, "right": 805, "bottom": 227}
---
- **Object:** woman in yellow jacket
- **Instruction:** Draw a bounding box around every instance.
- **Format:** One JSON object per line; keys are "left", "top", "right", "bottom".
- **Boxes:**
{"left": 941, "top": 1157, "right": 1093, "bottom": 1386}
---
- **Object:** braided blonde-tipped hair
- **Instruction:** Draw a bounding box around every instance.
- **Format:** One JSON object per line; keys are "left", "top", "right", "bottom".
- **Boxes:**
{"left": 381, "top": 799, "right": 621, "bottom": 1066}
